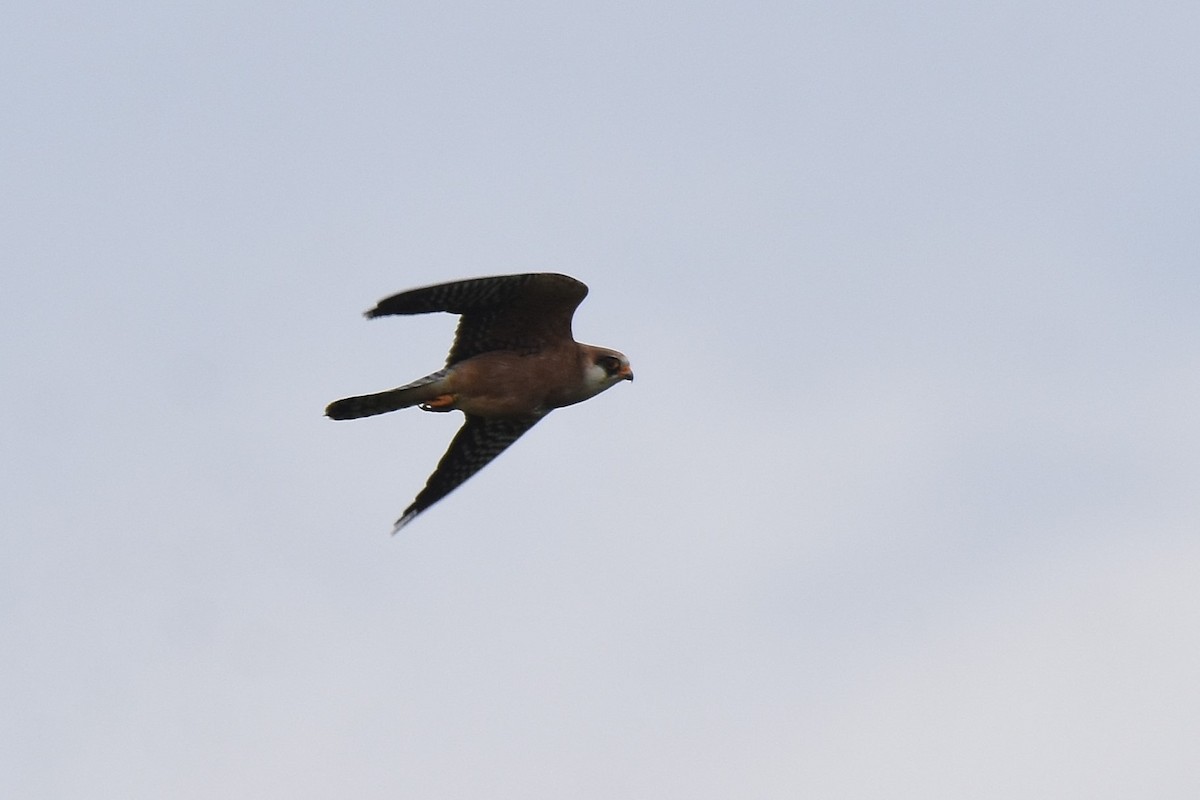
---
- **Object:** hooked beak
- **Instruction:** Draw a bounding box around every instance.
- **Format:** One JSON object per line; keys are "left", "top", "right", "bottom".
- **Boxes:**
{"left": 618, "top": 364, "right": 634, "bottom": 382}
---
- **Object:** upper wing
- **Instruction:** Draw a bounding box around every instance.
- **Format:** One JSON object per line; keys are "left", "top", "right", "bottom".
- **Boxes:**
{"left": 392, "top": 414, "right": 543, "bottom": 532}
{"left": 366, "top": 273, "right": 588, "bottom": 364}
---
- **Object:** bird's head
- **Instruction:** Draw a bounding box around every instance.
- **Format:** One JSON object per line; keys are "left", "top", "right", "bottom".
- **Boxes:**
{"left": 581, "top": 346, "right": 634, "bottom": 398}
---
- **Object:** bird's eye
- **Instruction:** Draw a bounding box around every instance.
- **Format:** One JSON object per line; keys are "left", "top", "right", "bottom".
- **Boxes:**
{"left": 598, "top": 356, "right": 620, "bottom": 374}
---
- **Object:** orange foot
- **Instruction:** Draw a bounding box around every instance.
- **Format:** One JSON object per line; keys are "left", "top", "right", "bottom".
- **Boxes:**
{"left": 420, "top": 394, "right": 457, "bottom": 412}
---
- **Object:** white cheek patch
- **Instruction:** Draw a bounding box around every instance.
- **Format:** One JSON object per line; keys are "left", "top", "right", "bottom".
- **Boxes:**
{"left": 583, "top": 363, "right": 610, "bottom": 390}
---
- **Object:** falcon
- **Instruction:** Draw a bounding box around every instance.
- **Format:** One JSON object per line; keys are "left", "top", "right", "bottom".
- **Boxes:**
{"left": 326, "top": 273, "right": 633, "bottom": 532}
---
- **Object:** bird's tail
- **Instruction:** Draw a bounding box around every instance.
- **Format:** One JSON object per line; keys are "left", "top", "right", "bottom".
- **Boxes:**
{"left": 325, "top": 369, "right": 451, "bottom": 420}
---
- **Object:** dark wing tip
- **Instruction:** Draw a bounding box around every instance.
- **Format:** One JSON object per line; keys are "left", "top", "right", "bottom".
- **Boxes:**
{"left": 391, "top": 507, "right": 420, "bottom": 534}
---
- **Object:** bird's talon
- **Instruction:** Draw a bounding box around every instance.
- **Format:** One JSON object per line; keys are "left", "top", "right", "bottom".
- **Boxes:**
{"left": 421, "top": 394, "right": 456, "bottom": 411}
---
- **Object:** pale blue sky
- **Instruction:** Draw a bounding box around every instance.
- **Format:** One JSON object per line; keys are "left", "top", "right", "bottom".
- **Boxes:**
{"left": 4, "top": 2, "right": 1200, "bottom": 797}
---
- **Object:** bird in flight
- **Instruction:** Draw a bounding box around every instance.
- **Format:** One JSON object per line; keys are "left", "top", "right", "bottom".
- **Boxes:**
{"left": 326, "top": 273, "right": 633, "bottom": 532}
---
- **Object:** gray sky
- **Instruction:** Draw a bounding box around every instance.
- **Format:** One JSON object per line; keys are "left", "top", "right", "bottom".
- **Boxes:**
{"left": 5, "top": 1, "right": 1200, "bottom": 797}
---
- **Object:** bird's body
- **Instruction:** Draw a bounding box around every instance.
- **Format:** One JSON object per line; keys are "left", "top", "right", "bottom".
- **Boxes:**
{"left": 326, "top": 273, "right": 632, "bottom": 532}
